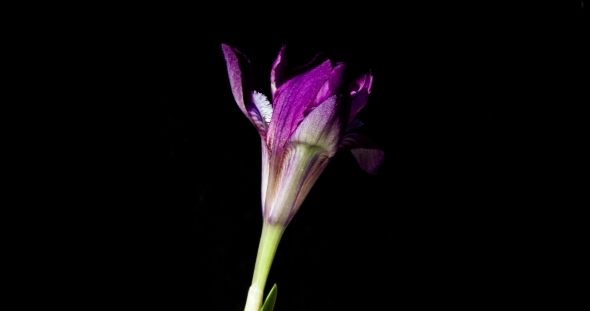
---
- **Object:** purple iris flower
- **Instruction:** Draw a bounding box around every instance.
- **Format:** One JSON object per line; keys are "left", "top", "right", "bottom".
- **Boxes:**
{"left": 222, "top": 44, "right": 384, "bottom": 227}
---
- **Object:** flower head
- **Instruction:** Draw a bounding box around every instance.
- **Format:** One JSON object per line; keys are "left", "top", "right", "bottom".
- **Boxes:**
{"left": 222, "top": 44, "right": 384, "bottom": 226}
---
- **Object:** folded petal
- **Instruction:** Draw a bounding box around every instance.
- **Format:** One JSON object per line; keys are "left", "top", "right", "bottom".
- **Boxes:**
{"left": 221, "top": 44, "right": 268, "bottom": 138}
{"left": 348, "top": 72, "right": 374, "bottom": 123}
{"left": 339, "top": 133, "right": 384, "bottom": 175}
{"left": 290, "top": 95, "right": 346, "bottom": 158}
{"left": 268, "top": 59, "right": 333, "bottom": 154}
{"left": 313, "top": 63, "right": 347, "bottom": 109}
{"left": 270, "top": 45, "right": 287, "bottom": 99}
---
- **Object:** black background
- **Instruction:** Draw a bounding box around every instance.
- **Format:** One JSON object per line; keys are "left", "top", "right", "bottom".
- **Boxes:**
{"left": 63, "top": 3, "right": 584, "bottom": 310}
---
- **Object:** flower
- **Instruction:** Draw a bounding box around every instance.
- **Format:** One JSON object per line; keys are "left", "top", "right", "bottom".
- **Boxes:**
{"left": 222, "top": 44, "right": 384, "bottom": 227}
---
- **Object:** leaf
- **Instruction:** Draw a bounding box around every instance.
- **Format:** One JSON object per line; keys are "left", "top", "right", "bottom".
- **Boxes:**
{"left": 260, "top": 284, "right": 277, "bottom": 311}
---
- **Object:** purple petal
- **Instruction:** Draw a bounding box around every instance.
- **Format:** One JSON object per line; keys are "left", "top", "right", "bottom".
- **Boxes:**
{"left": 290, "top": 95, "right": 346, "bottom": 157}
{"left": 221, "top": 44, "right": 252, "bottom": 118}
{"left": 267, "top": 59, "right": 333, "bottom": 154}
{"left": 313, "top": 63, "right": 347, "bottom": 109}
{"left": 221, "top": 44, "right": 268, "bottom": 138}
{"left": 271, "top": 45, "right": 287, "bottom": 99}
{"left": 348, "top": 72, "right": 374, "bottom": 123}
{"left": 339, "top": 133, "right": 384, "bottom": 175}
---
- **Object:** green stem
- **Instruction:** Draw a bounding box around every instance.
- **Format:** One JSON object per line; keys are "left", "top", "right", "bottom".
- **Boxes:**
{"left": 244, "top": 222, "right": 285, "bottom": 311}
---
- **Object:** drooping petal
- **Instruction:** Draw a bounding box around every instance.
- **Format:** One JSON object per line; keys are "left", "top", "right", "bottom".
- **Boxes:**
{"left": 290, "top": 95, "right": 347, "bottom": 158}
{"left": 339, "top": 133, "right": 384, "bottom": 175}
{"left": 313, "top": 63, "right": 347, "bottom": 109}
{"left": 348, "top": 72, "right": 374, "bottom": 123}
{"left": 267, "top": 59, "right": 333, "bottom": 154}
{"left": 221, "top": 44, "right": 268, "bottom": 138}
{"left": 270, "top": 45, "right": 287, "bottom": 99}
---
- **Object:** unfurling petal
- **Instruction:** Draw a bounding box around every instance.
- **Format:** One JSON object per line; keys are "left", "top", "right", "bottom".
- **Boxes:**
{"left": 221, "top": 44, "right": 268, "bottom": 138}
{"left": 313, "top": 63, "right": 347, "bottom": 109}
{"left": 348, "top": 72, "right": 374, "bottom": 123}
{"left": 268, "top": 60, "right": 333, "bottom": 154}
{"left": 222, "top": 43, "right": 384, "bottom": 229}
{"left": 340, "top": 133, "right": 384, "bottom": 175}
{"left": 270, "top": 45, "right": 287, "bottom": 99}
{"left": 291, "top": 95, "right": 346, "bottom": 158}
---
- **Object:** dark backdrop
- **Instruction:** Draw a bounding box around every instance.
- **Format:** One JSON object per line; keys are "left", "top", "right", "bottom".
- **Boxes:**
{"left": 78, "top": 3, "right": 581, "bottom": 310}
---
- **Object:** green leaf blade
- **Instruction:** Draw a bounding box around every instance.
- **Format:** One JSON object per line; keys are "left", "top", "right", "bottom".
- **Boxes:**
{"left": 260, "top": 283, "right": 277, "bottom": 311}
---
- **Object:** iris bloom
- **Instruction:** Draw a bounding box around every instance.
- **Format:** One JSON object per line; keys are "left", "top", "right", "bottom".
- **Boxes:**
{"left": 222, "top": 44, "right": 384, "bottom": 311}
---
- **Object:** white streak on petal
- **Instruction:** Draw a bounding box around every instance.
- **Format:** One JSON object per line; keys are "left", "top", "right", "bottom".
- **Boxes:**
{"left": 252, "top": 91, "right": 273, "bottom": 125}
